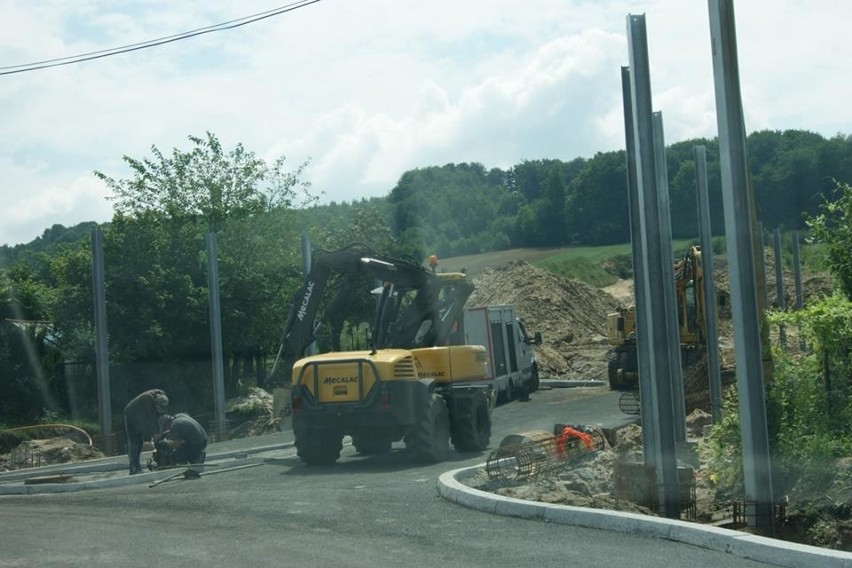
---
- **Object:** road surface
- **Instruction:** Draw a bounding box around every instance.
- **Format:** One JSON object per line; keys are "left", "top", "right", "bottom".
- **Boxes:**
{"left": 0, "top": 385, "right": 773, "bottom": 568}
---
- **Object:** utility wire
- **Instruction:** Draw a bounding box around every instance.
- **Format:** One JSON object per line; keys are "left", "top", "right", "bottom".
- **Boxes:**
{"left": 1, "top": 0, "right": 321, "bottom": 77}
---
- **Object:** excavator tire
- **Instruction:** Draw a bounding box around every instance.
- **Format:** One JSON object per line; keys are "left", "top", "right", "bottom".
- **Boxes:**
{"left": 353, "top": 434, "right": 393, "bottom": 455}
{"left": 404, "top": 394, "right": 450, "bottom": 463}
{"left": 295, "top": 428, "right": 343, "bottom": 465}
{"left": 451, "top": 390, "right": 491, "bottom": 452}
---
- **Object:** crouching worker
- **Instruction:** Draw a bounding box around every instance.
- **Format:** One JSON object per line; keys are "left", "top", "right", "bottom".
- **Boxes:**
{"left": 159, "top": 413, "right": 208, "bottom": 465}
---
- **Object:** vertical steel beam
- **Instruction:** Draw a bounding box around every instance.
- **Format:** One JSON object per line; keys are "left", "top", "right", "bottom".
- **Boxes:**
{"left": 652, "top": 112, "right": 687, "bottom": 442}
{"left": 792, "top": 231, "right": 804, "bottom": 310}
{"left": 773, "top": 228, "right": 787, "bottom": 348}
{"left": 694, "top": 146, "right": 723, "bottom": 423}
{"left": 91, "top": 229, "right": 112, "bottom": 453}
{"left": 773, "top": 229, "right": 786, "bottom": 311}
{"left": 708, "top": 0, "right": 775, "bottom": 535}
{"left": 627, "top": 13, "right": 681, "bottom": 518}
{"left": 621, "top": 66, "right": 657, "bottom": 459}
{"left": 206, "top": 232, "right": 226, "bottom": 442}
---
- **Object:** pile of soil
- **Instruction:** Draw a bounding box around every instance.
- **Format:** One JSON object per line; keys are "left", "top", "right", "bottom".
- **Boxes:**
{"left": 0, "top": 437, "right": 105, "bottom": 471}
{"left": 468, "top": 261, "right": 620, "bottom": 380}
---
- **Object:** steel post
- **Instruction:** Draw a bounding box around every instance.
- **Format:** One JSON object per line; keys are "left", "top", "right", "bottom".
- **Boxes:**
{"left": 91, "top": 229, "right": 112, "bottom": 453}
{"left": 694, "top": 146, "right": 723, "bottom": 423}
{"left": 708, "top": 0, "right": 776, "bottom": 535}
{"left": 621, "top": 66, "right": 657, "bottom": 459}
{"left": 206, "top": 232, "right": 226, "bottom": 442}
{"left": 627, "top": 13, "right": 681, "bottom": 518}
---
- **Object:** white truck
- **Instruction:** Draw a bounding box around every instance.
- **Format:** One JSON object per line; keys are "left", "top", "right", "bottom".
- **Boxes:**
{"left": 462, "top": 305, "right": 542, "bottom": 402}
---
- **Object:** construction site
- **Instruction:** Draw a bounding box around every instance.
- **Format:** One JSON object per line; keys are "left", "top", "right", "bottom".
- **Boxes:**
{"left": 1, "top": 252, "right": 849, "bottom": 555}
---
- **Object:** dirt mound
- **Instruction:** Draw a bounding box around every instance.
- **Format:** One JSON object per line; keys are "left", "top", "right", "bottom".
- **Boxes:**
{"left": 1, "top": 437, "right": 105, "bottom": 470}
{"left": 469, "top": 261, "right": 620, "bottom": 379}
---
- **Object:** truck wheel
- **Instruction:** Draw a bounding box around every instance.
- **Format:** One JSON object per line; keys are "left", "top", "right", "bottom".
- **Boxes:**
{"left": 607, "top": 351, "right": 622, "bottom": 390}
{"left": 404, "top": 394, "right": 450, "bottom": 463}
{"left": 451, "top": 391, "right": 492, "bottom": 452}
{"left": 353, "top": 434, "right": 393, "bottom": 455}
{"left": 295, "top": 429, "right": 343, "bottom": 465}
{"left": 529, "top": 365, "right": 540, "bottom": 393}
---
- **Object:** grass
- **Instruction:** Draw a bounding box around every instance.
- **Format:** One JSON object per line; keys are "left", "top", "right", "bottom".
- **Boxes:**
{"left": 533, "top": 238, "right": 697, "bottom": 287}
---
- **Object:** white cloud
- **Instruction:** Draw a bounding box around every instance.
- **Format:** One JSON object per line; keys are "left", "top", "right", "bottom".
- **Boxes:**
{"left": 2, "top": 0, "right": 852, "bottom": 245}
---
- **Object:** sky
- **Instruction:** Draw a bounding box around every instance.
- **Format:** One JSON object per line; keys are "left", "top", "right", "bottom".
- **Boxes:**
{"left": 1, "top": 0, "right": 850, "bottom": 247}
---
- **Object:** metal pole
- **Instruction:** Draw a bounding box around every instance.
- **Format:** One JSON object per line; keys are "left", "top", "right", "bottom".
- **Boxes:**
{"left": 694, "top": 146, "right": 723, "bottom": 423}
{"left": 91, "top": 229, "right": 112, "bottom": 453}
{"left": 627, "top": 13, "right": 681, "bottom": 519}
{"left": 792, "top": 231, "right": 804, "bottom": 310}
{"left": 652, "top": 112, "right": 687, "bottom": 444}
{"left": 773, "top": 229, "right": 785, "bottom": 311}
{"left": 206, "top": 232, "right": 226, "bottom": 442}
{"left": 758, "top": 222, "right": 768, "bottom": 307}
{"left": 708, "top": 0, "right": 775, "bottom": 535}
{"left": 621, "top": 66, "right": 657, "bottom": 460}
{"left": 773, "top": 228, "right": 787, "bottom": 348}
{"left": 792, "top": 230, "right": 805, "bottom": 352}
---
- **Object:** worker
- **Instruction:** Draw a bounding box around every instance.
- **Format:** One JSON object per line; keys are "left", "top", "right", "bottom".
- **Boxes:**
{"left": 123, "top": 388, "right": 169, "bottom": 475}
{"left": 159, "top": 413, "right": 208, "bottom": 465}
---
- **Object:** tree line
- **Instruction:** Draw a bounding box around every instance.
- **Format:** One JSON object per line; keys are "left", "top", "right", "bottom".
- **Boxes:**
{"left": 0, "top": 128, "right": 849, "bottom": 431}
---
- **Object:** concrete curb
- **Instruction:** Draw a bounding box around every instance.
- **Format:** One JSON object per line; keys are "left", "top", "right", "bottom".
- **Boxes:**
{"left": 0, "top": 442, "right": 294, "bottom": 495}
{"left": 539, "top": 379, "right": 606, "bottom": 388}
{"left": 437, "top": 464, "right": 852, "bottom": 568}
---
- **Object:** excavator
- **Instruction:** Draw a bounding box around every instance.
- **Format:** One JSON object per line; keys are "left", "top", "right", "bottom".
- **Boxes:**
{"left": 606, "top": 244, "right": 713, "bottom": 391}
{"left": 275, "top": 244, "right": 493, "bottom": 465}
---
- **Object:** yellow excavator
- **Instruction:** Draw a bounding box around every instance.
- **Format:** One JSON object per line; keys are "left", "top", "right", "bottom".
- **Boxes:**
{"left": 276, "top": 244, "right": 493, "bottom": 465}
{"left": 606, "top": 244, "right": 712, "bottom": 391}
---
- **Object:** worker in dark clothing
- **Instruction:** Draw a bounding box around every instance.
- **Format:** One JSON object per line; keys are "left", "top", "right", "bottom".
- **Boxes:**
{"left": 123, "top": 389, "right": 169, "bottom": 475}
{"left": 159, "top": 413, "right": 208, "bottom": 465}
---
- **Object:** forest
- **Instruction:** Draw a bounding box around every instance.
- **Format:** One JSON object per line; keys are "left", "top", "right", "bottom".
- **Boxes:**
{"left": 0, "top": 128, "right": 850, "bottom": 432}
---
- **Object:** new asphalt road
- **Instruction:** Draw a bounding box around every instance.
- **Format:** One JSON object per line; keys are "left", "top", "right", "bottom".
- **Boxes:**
{"left": 0, "top": 383, "right": 847, "bottom": 568}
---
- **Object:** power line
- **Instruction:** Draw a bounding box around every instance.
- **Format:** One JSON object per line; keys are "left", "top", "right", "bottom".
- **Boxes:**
{"left": 0, "top": 0, "right": 321, "bottom": 77}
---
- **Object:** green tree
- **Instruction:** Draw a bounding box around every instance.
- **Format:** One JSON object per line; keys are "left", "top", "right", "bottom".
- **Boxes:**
{"left": 806, "top": 181, "right": 852, "bottom": 299}
{"left": 95, "top": 131, "right": 315, "bottom": 228}
{"left": 84, "top": 133, "right": 314, "bottom": 411}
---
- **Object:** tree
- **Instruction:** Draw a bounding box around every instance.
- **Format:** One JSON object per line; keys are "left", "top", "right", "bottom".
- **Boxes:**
{"left": 806, "top": 181, "right": 852, "bottom": 299}
{"left": 95, "top": 131, "right": 315, "bottom": 229}
{"left": 87, "top": 133, "right": 315, "bottom": 410}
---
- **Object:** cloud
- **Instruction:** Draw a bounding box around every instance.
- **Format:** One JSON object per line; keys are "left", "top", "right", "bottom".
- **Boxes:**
{"left": 3, "top": 0, "right": 852, "bottom": 246}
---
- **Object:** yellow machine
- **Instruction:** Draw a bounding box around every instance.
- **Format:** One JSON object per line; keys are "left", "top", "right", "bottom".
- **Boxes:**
{"left": 606, "top": 245, "right": 711, "bottom": 390}
{"left": 278, "top": 245, "right": 493, "bottom": 465}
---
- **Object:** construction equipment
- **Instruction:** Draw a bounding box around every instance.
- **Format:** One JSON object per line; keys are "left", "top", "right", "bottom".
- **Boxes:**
{"left": 606, "top": 245, "right": 712, "bottom": 391}
{"left": 278, "top": 244, "right": 495, "bottom": 465}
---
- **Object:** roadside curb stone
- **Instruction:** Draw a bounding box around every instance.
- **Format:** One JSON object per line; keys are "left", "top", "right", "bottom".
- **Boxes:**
{"left": 437, "top": 463, "right": 852, "bottom": 568}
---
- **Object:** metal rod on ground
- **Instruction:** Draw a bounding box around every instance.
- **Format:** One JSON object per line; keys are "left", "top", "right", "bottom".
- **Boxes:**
{"left": 148, "top": 462, "right": 264, "bottom": 488}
